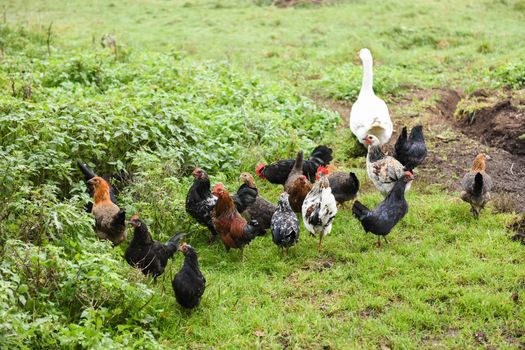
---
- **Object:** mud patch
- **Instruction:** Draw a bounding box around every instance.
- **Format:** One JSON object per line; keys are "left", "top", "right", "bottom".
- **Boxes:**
{"left": 435, "top": 88, "right": 463, "bottom": 118}
{"left": 456, "top": 99, "right": 525, "bottom": 155}
{"left": 315, "top": 87, "right": 525, "bottom": 212}
{"left": 396, "top": 89, "right": 525, "bottom": 212}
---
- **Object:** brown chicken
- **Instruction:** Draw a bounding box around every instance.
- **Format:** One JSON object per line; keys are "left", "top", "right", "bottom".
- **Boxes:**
{"left": 211, "top": 183, "right": 261, "bottom": 252}
{"left": 461, "top": 153, "right": 492, "bottom": 218}
{"left": 284, "top": 151, "right": 312, "bottom": 212}
{"left": 88, "top": 176, "right": 126, "bottom": 245}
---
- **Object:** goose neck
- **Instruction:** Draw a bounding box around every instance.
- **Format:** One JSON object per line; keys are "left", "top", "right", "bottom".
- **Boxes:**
{"left": 360, "top": 59, "right": 374, "bottom": 95}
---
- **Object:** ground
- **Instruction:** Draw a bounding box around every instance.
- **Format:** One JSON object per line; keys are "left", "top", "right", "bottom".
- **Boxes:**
{"left": 3, "top": 0, "right": 525, "bottom": 349}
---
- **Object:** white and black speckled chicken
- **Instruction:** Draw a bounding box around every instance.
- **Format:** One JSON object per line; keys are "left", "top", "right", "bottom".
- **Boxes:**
{"left": 185, "top": 168, "right": 218, "bottom": 237}
{"left": 271, "top": 192, "right": 299, "bottom": 255}
{"left": 365, "top": 134, "right": 412, "bottom": 197}
{"left": 393, "top": 125, "right": 428, "bottom": 171}
{"left": 461, "top": 153, "right": 492, "bottom": 219}
{"left": 352, "top": 171, "right": 414, "bottom": 247}
{"left": 302, "top": 172, "right": 337, "bottom": 251}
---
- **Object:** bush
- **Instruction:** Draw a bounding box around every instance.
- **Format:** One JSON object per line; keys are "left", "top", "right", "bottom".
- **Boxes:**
{"left": 0, "top": 239, "right": 161, "bottom": 349}
{"left": 0, "top": 25, "right": 339, "bottom": 347}
{"left": 492, "top": 62, "right": 525, "bottom": 89}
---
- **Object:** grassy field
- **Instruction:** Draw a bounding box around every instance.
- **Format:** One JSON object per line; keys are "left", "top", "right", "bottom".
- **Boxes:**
{"left": 1, "top": 0, "right": 525, "bottom": 349}
{"left": 6, "top": 0, "right": 525, "bottom": 96}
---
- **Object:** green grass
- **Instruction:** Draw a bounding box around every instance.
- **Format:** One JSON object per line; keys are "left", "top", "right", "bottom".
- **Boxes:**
{"left": 2, "top": 0, "right": 525, "bottom": 348}
{"left": 5, "top": 0, "right": 525, "bottom": 96}
{"left": 155, "top": 185, "right": 524, "bottom": 349}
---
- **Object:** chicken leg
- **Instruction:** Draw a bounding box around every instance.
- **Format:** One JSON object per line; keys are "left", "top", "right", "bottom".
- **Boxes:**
{"left": 318, "top": 234, "right": 324, "bottom": 251}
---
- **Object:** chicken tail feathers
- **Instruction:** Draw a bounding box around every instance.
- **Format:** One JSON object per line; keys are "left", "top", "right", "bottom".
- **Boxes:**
{"left": 352, "top": 200, "right": 369, "bottom": 220}
{"left": 473, "top": 172, "right": 483, "bottom": 196}
{"left": 112, "top": 209, "right": 126, "bottom": 230}
{"left": 394, "top": 127, "right": 408, "bottom": 154}
{"left": 164, "top": 233, "right": 187, "bottom": 258}
{"left": 350, "top": 172, "right": 360, "bottom": 191}
{"left": 409, "top": 125, "right": 425, "bottom": 142}
{"left": 310, "top": 145, "right": 333, "bottom": 166}
{"left": 293, "top": 151, "right": 304, "bottom": 172}
{"left": 244, "top": 220, "right": 263, "bottom": 241}
{"left": 77, "top": 161, "right": 96, "bottom": 181}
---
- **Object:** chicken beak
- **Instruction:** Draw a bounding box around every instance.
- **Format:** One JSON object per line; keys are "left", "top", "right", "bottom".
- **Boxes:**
{"left": 485, "top": 155, "right": 492, "bottom": 160}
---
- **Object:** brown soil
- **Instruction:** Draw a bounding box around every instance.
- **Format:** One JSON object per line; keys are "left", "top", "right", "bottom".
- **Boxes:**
{"left": 456, "top": 99, "right": 525, "bottom": 156}
{"left": 423, "top": 89, "right": 525, "bottom": 212}
{"left": 317, "top": 88, "right": 525, "bottom": 212}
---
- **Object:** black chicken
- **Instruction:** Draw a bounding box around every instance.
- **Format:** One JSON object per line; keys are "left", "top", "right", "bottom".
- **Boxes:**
{"left": 327, "top": 171, "right": 360, "bottom": 206}
{"left": 255, "top": 145, "right": 333, "bottom": 185}
{"left": 125, "top": 216, "right": 186, "bottom": 278}
{"left": 77, "top": 161, "right": 117, "bottom": 212}
{"left": 235, "top": 172, "right": 276, "bottom": 235}
{"left": 232, "top": 173, "right": 258, "bottom": 214}
{"left": 185, "top": 168, "right": 218, "bottom": 236}
{"left": 352, "top": 172, "right": 414, "bottom": 247}
{"left": 172, "top": 243, "right": 206, "bottom": 309}
{"left": 393, "top": 125, "right": 427, "bottom": 171}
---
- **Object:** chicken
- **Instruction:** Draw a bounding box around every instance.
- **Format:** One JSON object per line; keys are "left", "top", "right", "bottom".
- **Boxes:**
{"left": 232, "top": 172, "right": 258, "bottom": 214}
{"left": 172, "top": 243, "right": 206, "bottom": 309}
{"left": 350, "top": 48, "right": 393, "bottom": 146}
{"left": 284, "top": 151, "right": 312, "bottom": 213}
{"left": 87, "top": 176, "right": 126, "bottom": 245}
{"left": 393, "top": 125, "right": 428, "bottom": 171}
{"left": 461, "top": 153, "right": 492, "bottom": 219}
{"left": 352, "top": 171, "right": 414, "bottom": 247}
{"left": 302, "top": 172, "right": 337, "bottom": 251}
{"left": 185, "top": 168, "right": 218, "bottom": 237}
{"left": 271, "top": 192, "right": 300, "bottom": 255}
{"left": 327, "top": 171, "right": 360, "bottom": 206}
{"left": 255, "top": 145, "right": 333, "bottom": 184}
{"left": 125, "top": 216, "right": 185, "bottom": 279}
{"left": 236, "top": 172, "right": 277, "bottom": 234}
{"left": 77, "top": 161, "right": 117, "bottom": 212}
{"left": 365, "top": 134, "right": 411, "bottom": 197}
{"left": 211, "top": 183, "right": 261, "bottom": 252}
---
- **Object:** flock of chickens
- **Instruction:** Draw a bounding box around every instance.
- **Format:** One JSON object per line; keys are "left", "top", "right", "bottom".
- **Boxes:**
{"left": 76, "top": 48, "right": 493, "bottom": 310}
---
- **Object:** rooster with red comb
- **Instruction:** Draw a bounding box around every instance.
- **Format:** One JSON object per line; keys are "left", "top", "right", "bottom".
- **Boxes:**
{"left": 211, "top": 183, "right": 262, "bottom": 254}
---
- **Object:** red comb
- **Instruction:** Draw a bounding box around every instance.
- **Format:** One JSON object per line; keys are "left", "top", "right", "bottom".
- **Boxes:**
{"left": 212, "top": 183, "right": 224, "bottom": 191}
{"left": 130, "top": 212, "right": 140, "bottom": 221}
{"left": 317, "top": 166, "right": 329, "bottom": 174}
{"left": 255, "top": 164, "right": 266, "bottom": 179}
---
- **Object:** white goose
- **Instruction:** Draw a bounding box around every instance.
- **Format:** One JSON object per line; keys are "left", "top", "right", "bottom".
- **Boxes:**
{"left": 349, "top": 48, "right": 393, "bottom": 146}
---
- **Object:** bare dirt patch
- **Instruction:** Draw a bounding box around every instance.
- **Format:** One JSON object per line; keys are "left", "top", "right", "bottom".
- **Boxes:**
{"left": 455, "top": 99, "right": 525, "bottom": 156}
{"left": 317, "top": 88, "right": 525, "bottom": 212}
{"left": 422, "top": 89, "right": 525, "bottom": 212}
